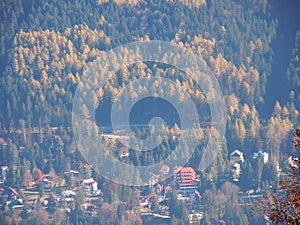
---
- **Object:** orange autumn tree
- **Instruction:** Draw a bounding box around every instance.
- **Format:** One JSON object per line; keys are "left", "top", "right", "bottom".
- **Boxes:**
{"left": 257, "top": 129, "right": 300, "bottom": 225}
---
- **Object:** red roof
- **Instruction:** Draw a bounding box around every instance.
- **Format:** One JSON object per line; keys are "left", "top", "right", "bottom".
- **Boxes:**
{"left": 165, "top": 185, "right": 172, "bottom": 191}
{"left": 140, "top": 195, "right": 160, "bottom": 201}
{"left": 176, "top": 167, "right": 197, "bottom": 186}
{"left": 160, "top": 165, "right": 170, "bottom": 172}
{"left": 179, "top": 167, "right": 196, "bottom": 174}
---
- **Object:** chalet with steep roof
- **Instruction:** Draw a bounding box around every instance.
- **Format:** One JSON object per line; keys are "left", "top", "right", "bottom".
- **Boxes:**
{"left": 230, "top": 149, "right": 244, "bottom": 163}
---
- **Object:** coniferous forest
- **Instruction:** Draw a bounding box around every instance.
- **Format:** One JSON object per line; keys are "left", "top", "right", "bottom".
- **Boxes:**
{"left": 0, "top": 0, "right": 299, "bottom": 224}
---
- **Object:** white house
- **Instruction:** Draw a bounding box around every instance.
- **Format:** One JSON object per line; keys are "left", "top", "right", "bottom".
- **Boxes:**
{"left": 230, "top": 149, "right": 244, "bottom": 163}
{"left": 252, "top": 151, "right": 269, "bottom": 164}
{"left": 7, "top": 198, "right": 24, "bottom": 209}
{"left": 81, "top": 178, "right": 98, "bottom": 194}
{"left": 62, "top": 190, "right": 76, "bottom": 201}
{"left": 0, "top": 166, "right": 8, "bottom": 182}
{"left": 288, "top": 156, "right": 299, "bottom": 168}
{"left": 232, "top": 163, "right": 241, "bottom": 181}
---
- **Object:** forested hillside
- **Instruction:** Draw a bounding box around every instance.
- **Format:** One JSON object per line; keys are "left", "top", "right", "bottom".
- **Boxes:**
{"left": 0, "top": 0, "right": 299, "bottom": 224}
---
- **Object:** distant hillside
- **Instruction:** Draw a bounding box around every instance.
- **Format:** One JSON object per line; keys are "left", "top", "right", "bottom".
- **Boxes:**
{"left": 0, "top": 1, "right": 299, "bottom": 224}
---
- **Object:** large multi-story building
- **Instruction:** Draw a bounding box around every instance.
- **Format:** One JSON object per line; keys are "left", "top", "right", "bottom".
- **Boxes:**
{"left": 176, "top": 167, "right": 197, "bottom": 192}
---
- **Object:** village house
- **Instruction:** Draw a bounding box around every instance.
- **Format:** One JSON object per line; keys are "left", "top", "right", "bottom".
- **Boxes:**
{"left": 230, "top": 149, "right": 244, "bottom": 163}
{"left": 140, "top": 195, "right": 152, "bottom": 208}
{"left": 160, "top": 165, "right": 170, "bottom": 175}
{"left": 2, "top": 187, "right": 19, "bottom": 199}
{"left": 188, "top": 212, "right": 203, "bottom": 224}
{"left": 43, "top": 178, "right": 54, "bottom": 192}
{"left": 62, "top": 190, "right": 76, "bottom": 202}
{"left": 119, "top": 147, "right": 130, "bottom": 159}
{"left": 140, "top": 195, "right": 162, "bottom": 209}
{"left": 82, "top": 203, "right": 97, "bottom": 216}
{"left": 252, "top": 151, "right": 269, "bottom": 164}
{"left": 232, "top": 163, "right": 241, "bottom": 181}
{"left": 69, "top": 170, "right": 79, "bottom": 176}
{"left": 81, "top": 178, "right": 99, "bottom": 195}
{"left": 165, "top": 185, "right": 173, "bottom": 195}
{"left": 160, "top": 205, "right": 170, "bottom": 215}
{"left": 288, "top": 156, "right": 299, "bottom": 168}
{"left": 7, "top": 198, "right": 24, "bottom": 209}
